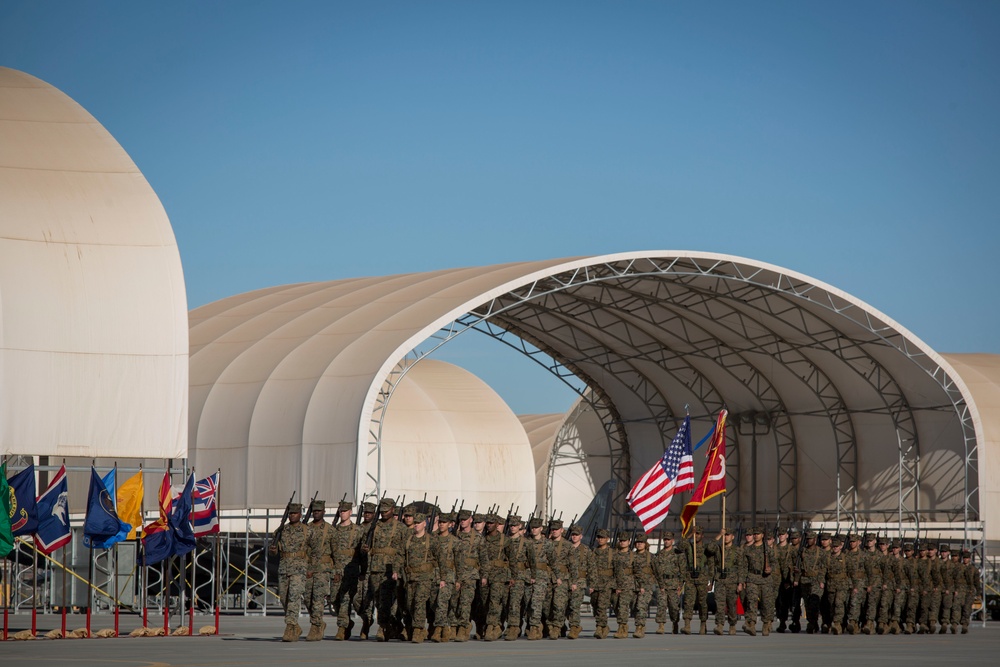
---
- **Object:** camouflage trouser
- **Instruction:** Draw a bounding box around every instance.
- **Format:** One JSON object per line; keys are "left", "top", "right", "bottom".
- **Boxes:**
{"left": 800, "top": 581, "right": 821, "bottom": 629}
{"left": 633, "top": 587, "right": 653, "bottom": 628}
{"left": 683, "top": 577, "right": 709, "bottom": 621}
{"left": 506, "top": 579, "right": 526, "bottom": 630}
{"left": 279, "top": 572, "right": 307, "bottom": 626}
{"left": 655, "top": 579, "right": 681, "bottom": 624}
{"left": 864, "top": 583, "right": 882, "bottom": 625}
{"left": 961, "top": 590, "right": 975, "bottom": 628}
{"left": 485, "top": 579, "right": 510, "bottom": 627}
{"left": 547, "top": 580, "right": 570, "bottom": 626}
{"left": 891, "top": 588, "right": 907, "bottom": 625}
{"left": 528, "top": 579, "right": 549, "bottom": 627}
{"left": 431, "top": 581, "right": 454, "bottom": 628}
{"left": 820, "top": 587, "right": 832, "bottom": 628}
{"left": 950, "top": 588, "right": 966, "bottom": 626}
{"left": 407, "top": 579, "right": 435, "bottom": 628}
{"left": 904, "top": 588, "right": 920, "bottom": 625}
{"left": 305, "top": 572, "right": 331, "bottom": 626}
{"left": 450, "top": 577, "right": 477, "bottom": 627}
{"left": 827, "top": 583, "right": 850, "bottom": 628}
{"left": 615, "top": 590, "right": 635, "bottom": 626}
{"left": 877, "top": 586, "right": 895, "bottom": 624}
{"left": 939, "top": 589, "right": 954, "bottom": 626}
{"left": 567, "top": 580, "right": 586, "bottom": 628}
{"left": 472, "top": 581, "right": 487, "bottom": 632}
{"left": 331, "top": 574, "right": 359, "bottom": 629}
{"left": 715, "top": 581, "right": 739, "bottom": 627}
{"left": 743, "top": 580, "right": 775, "bottom": 625}
{"left": 847, "top": 582, "right": 865, "bottom": 624}
{"left": 921, "top": 590, "right": 941, "bottom": 627}
{"left": 354, "top": 573, "right": 371, "bottom": 624}
{"left": 366, "top": 572, "right": 398, "bottom": 630}
{"left": 590, "top": 586, "right": 613, "bottom": 628}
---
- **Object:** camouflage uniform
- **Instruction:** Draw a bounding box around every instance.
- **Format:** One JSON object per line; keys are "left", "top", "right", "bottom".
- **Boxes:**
{"left": 921, "top": 548, "right": 943, "bottom": 633}
{"left": 364, "top": 500, "right": 409, "bottom": 640}
{"left": 938, "top": 548, "right": 955, "bottom": 633}
{"left": 678, "top": 530, "right": 710, "bottom": 633}
{"left": 738, "top": 528, "right": 776, "bottom": 635}
{"left": 270, "top": 503, "right": 309, "bottom": 640}
{"left": 402, "top": 518, "right": 440, "bottom": 643}
{"left": 566, "top": 526, "right": 590, "bottom": 638}
{"left": 588, "top": 530, "right": 615, "bottom": 638}
{"left": 874, "top": 540, "right": 896, "bottom": 633}
{"left": 798, "top": 533, "right": 828, "bottom": 633}
{"left": 653, "top": 535, "right": 683, "bottom": 632}
{"left": 630, "top": 536, "right": 655, "bottom": 637}
{"left": 705, "top": 533, "right": 740, "bottom": 634}
{"left": 823, "top": 538, "right": 850, "bottom": 634}
{"left": 431, "top": 514, "right": 458, "bottom": 641}
{"left": 527, "top": 530, "right": 551, "bottom": 636}
{"left": 860, "top": 537, "right": 882, "bottom": 633}
{"left": 450, "top": 512, "right": 483, "bottom": 641}
{"left": 546, "top": 525, "right": 577, "bottom": 638}
{"left": 844, "top": 537, "right": 866, "bottom": 633}
{"left": 478, "top": 517, "right": 512, "bottom": 641}
{"left": 505, "top": 524, "right": 535, "bottom": 639}
{"left": 612, "top": 538, "right": 638, "bottom": 637}
{"left": 960, "top": 552, "right": 980, "bottom": 632}
{"left": 305, "top": 509, "right": 334, "bottom": 638}
{"left": 330, "top": 508, "right": 364, "bottom": 638}
{"left": 902, "top": 545, "right": 921, "bottom": 632}
{"left": 352, "top": 502, "right": 376, "bottom": 635}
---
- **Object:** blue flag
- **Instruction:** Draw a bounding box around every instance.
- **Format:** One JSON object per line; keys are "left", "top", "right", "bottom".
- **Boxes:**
{"left": 101, "top": 468, "right": 116, "bottom": 503}
{"left": 170, "top": 473, "right": 196, "bottom": 557}
{"left": 35, "top": 466, "right": 72, "bottom": 554}
{"left": 8, "top": 464, "right": 39, "bottom": 536}
{"left": 82, "top": 467, "right": 131, "bottom": 549}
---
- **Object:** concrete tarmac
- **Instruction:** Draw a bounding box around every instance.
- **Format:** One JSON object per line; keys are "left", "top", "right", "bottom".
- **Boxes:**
{"left": 3, "top": 613, "right": 996, "bottom": 667}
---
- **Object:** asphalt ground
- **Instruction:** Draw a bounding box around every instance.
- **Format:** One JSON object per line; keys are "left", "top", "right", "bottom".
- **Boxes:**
{"left": 3, "top": 613, "right": 997, "bottom": 667}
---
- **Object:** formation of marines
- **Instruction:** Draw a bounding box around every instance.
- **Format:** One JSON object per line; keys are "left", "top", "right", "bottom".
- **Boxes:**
{"left": 268, "top": 499, "right": 983, "bottom": 643}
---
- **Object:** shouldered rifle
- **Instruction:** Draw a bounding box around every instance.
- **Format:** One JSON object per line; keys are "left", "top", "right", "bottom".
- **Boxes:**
{"left": 308, "top": 489, "right": 319, "bottom": 520}
{"left": 629, "top": 528, "right": 637, "bottom": 550}
{"left": 272, "top": 491, "right": 297, "bottom": 552}
{"left": 427, "top": 495, "right": 439, "bottom": 533}
{"left": 364, "top": 491, "right": 386, "bottom": 551}
{"left": 569, "top": 514, "right": 578, "bottom": 528}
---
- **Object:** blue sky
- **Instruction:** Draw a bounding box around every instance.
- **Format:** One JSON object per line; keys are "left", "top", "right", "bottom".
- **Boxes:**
{"left": 3, "top": 2, "right": 998, "bottom": 414}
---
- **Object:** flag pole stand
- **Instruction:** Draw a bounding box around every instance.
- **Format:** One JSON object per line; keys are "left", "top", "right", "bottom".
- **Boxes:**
{"left": 32, "top": 545, "right": 38, "bottom": 637}
{"left": 86, "top": 547, "right": 93, "bottom": 639}
{"left": 214, "top": 467, "right": 222, "bottom": 635}
{"left": 61, "top": 544, "right": 68, "bottom": 637}
{"left": 113, "top": 544, "right": 119, "bottom": 636}
{"left": 163, "top": 559, "right": 170, "bottom": 635}
{"left": 188, "top": 551, "right": 194, "bottom": 636}
{"left": 3, "top": 558, "right": 8, "bottom": 640}
{"left": 721, "top": 494, "right": 726, "bottom": 571}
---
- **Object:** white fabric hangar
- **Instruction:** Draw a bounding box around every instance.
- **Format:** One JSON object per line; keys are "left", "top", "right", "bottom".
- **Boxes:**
{"left": 188, "top": 253, "right": 992, "bottom": 545}
{"left": 0, "top": 67, "right": 188, "bottom": 461}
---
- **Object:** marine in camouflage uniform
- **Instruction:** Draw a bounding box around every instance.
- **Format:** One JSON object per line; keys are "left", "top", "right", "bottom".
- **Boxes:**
{"left": 705, "top": 528, "right": 739, "bottom": 635}
{"left": 304, "top": 501, "right": 334, "bottom": 641}
{"left": 652, "top": 531, "right": 683, "bottom": 634}
{"left": 402, "top": 512, "right": 440, "bottom": 643}
{"left": 679, "top": 526, "right": 711, "bottom": 634}
{"left": 823, "top": 535, "right": 850, "bottom": 634}
{"left": 885, "top": 540, "right": 907, "bottom": 634}
{"left": 937, "top": 544, "right": 955, "bottom": 634}
{"left": 353, "top": 502, "right": 376, "bottom": 637}
{"left": 960, "top": 550, "right": 980, "bottom": 633}
{"left": 738, "top": 525, "right": 777, "bottom": 636}
{"left": 612, "top": 533, "right": 637, "bottom": 638}
{"left": 797, "top": 530, "right": 828, "bottom": 634}
{"left": 843, "top": 534, "right": 866, "bottom": 634}
{"left": 773, "top": 528, "right": 793, "bottom": 632}
{"left": 859, "top": 533, "right": 882, "bottom": 634}
{"left": 478, "top": 514, "right": 512, "bottom": 641}
{"left": 817, "top": 532, "right": 834, "bottom": 632}
{"left": 902, "top": 542, "right": 921, "bottom": 633}
{"left": 361, "top": 497, "right": 409, "bottom": 641}
{"left": 545, "top": 520, "right": 577, "bottom": 639}
{"left": 450, "top": 509, "right": 482, "bottom": 642}
{"left": 947, "top": 548, "right": 963, "bottom": 633}
{"left": 565, "top": 524, "right": 590, "bottom": 639}
{"left": 430, "top": 512, "right": 458, "bottom": 642}
{"left": 874, "top": 537, "right": 895, "bottom": 634}
{"left": 268, "top": 502, "right": 309, "bottom": 642}
{"left": 526, "top": 518, "right": 551, "bottom": 639}
{"left": 921, "top": 543, "right": 943, "bottom": 633}
{"left": 588, "top": 528, "right": 615, "bottom": 638}
{"left": 781, "top": 528, "right": 804, "bottom": 633}
{"left": 629, "top": 533, "right": 655, "bottom": 638}
{"left": 330, "top": 501, "right": 364, "bottom": 640}
{"left": 505, "top": 517, "right": 534, "bottom": 640}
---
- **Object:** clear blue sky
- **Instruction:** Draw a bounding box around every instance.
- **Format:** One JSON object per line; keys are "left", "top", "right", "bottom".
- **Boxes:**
{"left": 3, "top": 2, "right": 998, "bottom": 414}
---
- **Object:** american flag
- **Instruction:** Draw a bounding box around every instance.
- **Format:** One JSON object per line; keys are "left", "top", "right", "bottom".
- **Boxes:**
{"left": 627, "top": 415, "right": 694, "bottom": 532}
{"left": 192, "top": 472, "right": 219, "bottom": 537}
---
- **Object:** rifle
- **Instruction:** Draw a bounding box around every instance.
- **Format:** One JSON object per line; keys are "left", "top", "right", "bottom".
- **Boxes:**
{"left": 501, "top": 502, "right": 514, "bottom": 536}
{"left": 629, "top": 527, "right": 637, "bottom": 550}
{"left": 426, "top": 495, "right": 439, "bottom": 533}
{"left": 569, "top": 514, "right": 578, "bottom": 529}
{"left": 308, "top": 489, "right": 320, "bottom": 520}
{"left": 364, "top": 491, "right": 386, "bottom": 551}
{"left": 356, "top": 494, "right": 366, "bottom": 526}
{"left": 272, "top": 491, "right": 297, "bottom": 552}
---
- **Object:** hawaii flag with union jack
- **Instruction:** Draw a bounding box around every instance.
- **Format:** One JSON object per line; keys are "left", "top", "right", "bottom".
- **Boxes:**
{"left": 627, "top": 415, "right": 694, "bottom": 533}
{"left": 192, "top": 471, "right": 220, "bottom": 537}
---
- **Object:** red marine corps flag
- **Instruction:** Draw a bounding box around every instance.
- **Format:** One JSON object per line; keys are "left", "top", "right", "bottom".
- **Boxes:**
{"left": 680, "top": 409, "right": 727, "bottom": 537}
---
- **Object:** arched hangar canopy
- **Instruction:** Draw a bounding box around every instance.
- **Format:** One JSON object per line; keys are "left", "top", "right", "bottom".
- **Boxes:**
{"left": 0, "top": 67, "right": 188, "bottom": 459}
{"left": 190, "top": 252, "right": 980, "bottom": 528}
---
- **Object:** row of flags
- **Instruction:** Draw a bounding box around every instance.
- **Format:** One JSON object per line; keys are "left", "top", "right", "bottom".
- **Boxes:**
{"left": 0, "top": 463, "right": 219, "bottom": 564}
{"left": 627, "top": 409, "right": 728, "bottom": 535}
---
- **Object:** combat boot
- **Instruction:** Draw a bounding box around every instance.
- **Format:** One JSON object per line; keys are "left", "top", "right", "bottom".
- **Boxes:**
{"left": 938, "top": 624, "right": 948, "bottom": 635}
{"left": 334, "top": 625, "right": 347, "bottom": 641}
{"left": 633, "top": 625, "right": 645, "bottom": 639}
{"left": 305, "top": 622, "right": 325, "bottom": 642}
{"left": 282, "top": 623, "right": 301, "bottom": 642}
{"left": 375, "top": 625, "right": 385, "bottom": 641}
{"left": 790, "top": 621, "right": 801, "bottom": 633}
{"left": 714, "top": 622, "right": 724, "bottom": 636}
{"left": 411, "top": 627, "right": 425, "bottom": 644}
{"left": 593, "top": 626, "right": 605, "bottom": 639}
{"left": 568, "top": 625, "right": 582, "bottom": 639}
{"left": 429, "top": 626, "right": 443, "bottom": 642}
{"left": 950, "top": 623, "right": 957, "bottom": 634}
{"left": 455, "top": 625, "right": 470, "bottom": 642}
{"left": 762, "top": 621, "right": 770, "bottom": 637}
{"left": 728, "top": 624, "right": 736, "bottom": 636}
{"left": 672, "top": 621, "right": 679, "bottom": 634}
{"left": 903, "top": 622, "right": 913, "bottom": 635}
{"left": 345, "top": 619, "right": 354, "bottom": 640}
{"left": 547, "top": 623, "right": 561, "bottom": 640}
{"left": 505, "top": 625, "right": 519, "bottom": 641}
{"left": 927, "top": 621, "right": 937, "bottom": 634}
{"left": 656, "top": 622, "right": 665, "bottom": 634}
{"left": 699, "top": 620, "right": 708, "bottom": 635}
{"left": 862, "top": 621, "right": 872, "bottom": 635}
{"left": 961, "top": 625, "right": 968, "bottom": 635}
{"left": 831, "top": 623, "right": 841, "bottom": 635}
{"left": 777, "top": 620, "right": 786, "bottom": 633}
{"left": 443, "top": 626, "right": 455, "bottom": 642}
{"left": 360, "top": 620, "right": 371, "bottom": 640}
{"left": 847, "top": 620, "right": 858, "bottom": 635}
{"left": 743, "top": 622, "right": 756, "bottom": 636}
{"left": 889, "top": 621, "right": 900, "bottom": 635}
{"left": 875, "top": 621, "right": 885, "bottom": 635}
{"left": 614, "top": 624, "right": 629, "bottom": 639}
{"left": 682, "top": 619, "right": 691, "bottom": 635}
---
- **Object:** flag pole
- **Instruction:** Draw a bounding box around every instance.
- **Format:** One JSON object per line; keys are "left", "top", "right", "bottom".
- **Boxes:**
{"left": 61, "top": 458, "right": 68, "bottom": 637}
{"left": 86, "top": 545, "right": 93, "bottom": 638}
{"left": 113, "top": 463, "right": 119, "bottom": 637}
{"left": 3, "top": 557, "right": 8, "bottom": 640}
{"left": 31, "top": 538, "right": 38, "bottom": 637}
{"left": 214, "top": 468, "right": 221, "bottom": 634}
{"left": 692, "top": 515, "right": 697, "bottom": 571}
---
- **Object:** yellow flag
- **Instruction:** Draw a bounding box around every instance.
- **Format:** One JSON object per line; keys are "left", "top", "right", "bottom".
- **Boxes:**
{"left": 117, "top": 471, "right": 145, "bottom": 540}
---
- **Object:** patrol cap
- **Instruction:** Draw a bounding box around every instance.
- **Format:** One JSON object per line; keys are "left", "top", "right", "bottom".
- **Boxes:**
{"left": 402, "top": 504, "right": 416, "bottom": 516}
{"left": 634, "top": 532, "right": 648, "bottom": 543}
{"left": 413, "top": 511, "right": 426, "bottom": 523}
{"left": 596, "top": 528, "right": 610, "bottom": 538}
{"left": 287, "top": 502, "right": 302, "bottom": 514}
{"left": 961, "top": 550, "right": 971, "bottom": 558}
{"left": 788, "top": 528, "right": 800, "bottom": 537}
{"left": 876, "top": 535, "right": 888, "bottom": 546}
{"left": 693, "top": 525, "right": 704, "bottom": 534}
{"left": 617, "top": 533, "right": 631, "bottom": 542}
{"left": 457, "top": 509, "right": 472, "bottom": 521}
{"left": 803, "top": 530, "right": 816, "bottom": 539}
{"left": 890, "top": 539, "right": 901, "bottom": 548}
{"left": 440, "top": 512, "right": 456, "bottom": 523}
{"left": 777, "top": 526, "right": 788, "bottom": 534}
{"left": 473, "top": 513, "right": 486, "bottom": 523}
{"left": 549, "top": 519, "right": 564, "bottom": 530}
{"left": 751, "top": 525, "right": 764, "bottom": 535}
{"left": 528, "top": 517, "right": 544, "bottom": 529}
{"left": 864, "top": 533, "right": 876, "bottom": 541}
{"left": 508, "top": 515, "right": 523, "bottom": 526}
{"left": 310, "top": 500, "right": 326, "bottom": 512}
{"left": 662, "top": 530, "right": 675, "bottom": 540}
{"left": 927, "top": 542, "right": 938, "bottom": 551}
{"left": 569, "top": 524, "right": 583, "bottom": 536}
{"left": 847, "top": 533, "right": 860, "bottom": 542}
{"left": 362, "top": 502, "right": 376, "bottom": 513}
{"left": 831, "top": 535, "right": 844, "bottom": 546}
{"left": 818, "top": 532, "right": 831, "bottom": 540}
{"left": 338, "top": 501, "right": 353, "bottom": 513}
{"left": 939, "top": 543, "right": 951, "bottom": 553}
{"left": 904, "top": 542, "right": 916, "bottom": 551}
{"left": 378, "top": 498, "right": 395, "bottom": 511}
